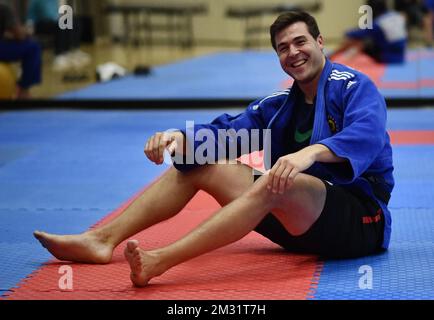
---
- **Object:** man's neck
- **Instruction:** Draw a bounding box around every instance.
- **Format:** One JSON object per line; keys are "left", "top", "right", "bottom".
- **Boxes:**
{"left": 298, "top": 56, "right": 326, "bottom": 104}
{"left": 300, "top": 83, "right": 317, "bottom": 104}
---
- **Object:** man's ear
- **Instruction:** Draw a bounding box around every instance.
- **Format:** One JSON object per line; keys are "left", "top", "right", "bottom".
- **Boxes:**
{"left": 317, "top": 34, "right": 324, "bottom": 50}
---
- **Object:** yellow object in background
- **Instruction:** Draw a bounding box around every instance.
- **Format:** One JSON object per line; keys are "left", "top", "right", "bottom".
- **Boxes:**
{"left": 0, "top": 63, "right": 16, "bottom": 99}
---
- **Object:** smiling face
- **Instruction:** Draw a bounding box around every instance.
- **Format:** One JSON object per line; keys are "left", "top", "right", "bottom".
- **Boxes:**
{"left": 275, "top": 21, "right": 325, "bottom": 85}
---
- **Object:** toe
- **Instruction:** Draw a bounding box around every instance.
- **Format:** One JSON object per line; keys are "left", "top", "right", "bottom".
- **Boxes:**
{"left": 33, "top": 231, "right": 42, "bottom": 239}
{"left": 127, "top": 240, "right": 139, "bottom": 252}
{"left": 34, "top": 232, "right": 48, "bottom": 247}
{"left": 124, "top": 246, "right": 131, "bottom": 260}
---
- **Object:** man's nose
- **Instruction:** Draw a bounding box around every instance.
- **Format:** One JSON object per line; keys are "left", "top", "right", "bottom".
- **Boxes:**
{"left": 288, "top": 45, "right": 299, "bottom": 57}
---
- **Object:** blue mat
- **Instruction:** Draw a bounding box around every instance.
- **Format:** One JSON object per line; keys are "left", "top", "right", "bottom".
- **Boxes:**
{"left": 59, "top": 51, "right": 285, "bottom": 100}
{"left": 58, "top": 49, "right": 434, "bottom": 100}
{"left": 312, "top": 209, "right": 434, "bottom": 300}
{"left": 387, "top": 108, "right": 434, "bottom": 130}
{"left": 382, "top": 58, "right": 419, "bottom": 82}
{"left": 389, "top": 146, "right": 434, "bottom": 208}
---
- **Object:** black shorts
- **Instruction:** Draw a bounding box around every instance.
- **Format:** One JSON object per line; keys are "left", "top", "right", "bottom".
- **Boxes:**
{"left": 253, "top": 176, "right": 385, "bottom": 259}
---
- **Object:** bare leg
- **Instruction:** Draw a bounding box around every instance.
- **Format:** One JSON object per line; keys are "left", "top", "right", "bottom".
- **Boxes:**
{"left": 34, "top": 164, "right": 254, "bottom": 264}
{"left": 124, "top": 172, "right": 326, "bottom": 286}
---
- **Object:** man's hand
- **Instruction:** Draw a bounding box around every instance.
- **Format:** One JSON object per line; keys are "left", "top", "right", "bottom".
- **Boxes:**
{"left": 144, "top": 131, "right": 185, "bottom": 165}
{"left": 267, "top": 147, "right": 316, "bottom": 194}
{"left": 267, "top": 144, "right": 346, "bottom": 194}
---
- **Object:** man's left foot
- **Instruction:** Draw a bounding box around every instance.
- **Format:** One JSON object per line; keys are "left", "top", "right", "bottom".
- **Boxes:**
{"left": 124, "top": 240, "right": 165, "bottom": 287}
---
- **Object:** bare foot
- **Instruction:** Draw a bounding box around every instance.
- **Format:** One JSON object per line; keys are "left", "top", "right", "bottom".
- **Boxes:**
{"left": 124, "top": 240, "right": 166, "bottom": 287}
{"left": 33, "top": 230, "right": 114, "bottom": 264}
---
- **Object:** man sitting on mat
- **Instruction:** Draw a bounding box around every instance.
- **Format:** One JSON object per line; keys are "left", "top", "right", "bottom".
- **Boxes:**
{"left": 34, "top": 11, "right": 394, "bottom": 287}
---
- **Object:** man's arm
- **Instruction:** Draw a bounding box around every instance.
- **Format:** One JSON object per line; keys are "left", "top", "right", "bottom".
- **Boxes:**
{"left": 267, "top": 144, "right": 346, "bottom": 194}
{"left": 170, "top": 96, "right": 279, "bottom": 172}
{"left": 317, "top": 76, "right": 387, "bottom": 184}
{"left": 308, "top": 143, "right": 347, "bottom": 163}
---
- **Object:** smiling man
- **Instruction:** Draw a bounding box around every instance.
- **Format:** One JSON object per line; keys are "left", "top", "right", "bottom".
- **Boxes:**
{"left": 34, "top": 11, "right": 394, "bottom": 287}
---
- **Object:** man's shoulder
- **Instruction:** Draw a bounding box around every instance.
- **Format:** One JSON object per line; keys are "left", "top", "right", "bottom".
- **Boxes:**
{"left": 326, "top": 62, "right": 383, "bottom": 106}
{"left": 254, "top": 88, "right": 291, "bottom": 106}
{"left": 329, "top": 62, "right": 359, "bottom": 77}
{"left": 247, "top": 89, "right": 291, "bottom": 115}
{"left": 327, "top": 62, "right": 373, "bottom": 89}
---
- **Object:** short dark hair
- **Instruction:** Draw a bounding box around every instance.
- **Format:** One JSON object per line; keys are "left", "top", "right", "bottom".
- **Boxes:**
{"left": 270, "top": 11, "right": 321, "bottom": 51}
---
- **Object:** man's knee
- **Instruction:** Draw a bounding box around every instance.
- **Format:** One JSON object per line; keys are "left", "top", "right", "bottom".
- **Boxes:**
{"left": 185, "top": 163, "right": 252, "bottom": 186}
{"left": 246, "top": 173, "right": 326, "bottom": 235}
{"left": 178, "top": 164, "right": 255, "bottom": 204}
{"left": 242, "top": 174, "right": 275, "bottom": 211}
{"left": 245, "top": 173, "right": 326, "bottom": 212}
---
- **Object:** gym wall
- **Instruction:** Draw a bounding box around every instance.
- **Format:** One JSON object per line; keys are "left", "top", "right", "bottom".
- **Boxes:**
{"left": 103, "top": 0, "right": 366, "bottom": 46}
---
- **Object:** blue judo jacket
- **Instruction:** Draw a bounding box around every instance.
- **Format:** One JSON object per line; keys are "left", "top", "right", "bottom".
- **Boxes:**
{"left": 174, "top": 58, "right": 394, "bottom": 249}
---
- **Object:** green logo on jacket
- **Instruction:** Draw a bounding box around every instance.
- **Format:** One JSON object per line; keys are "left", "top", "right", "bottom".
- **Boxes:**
{"left": 294, "top": 128, "right": 312, "bottom": 143}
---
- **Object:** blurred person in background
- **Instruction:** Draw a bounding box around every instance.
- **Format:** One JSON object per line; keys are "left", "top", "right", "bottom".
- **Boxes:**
{"left": 0, "top": 0, "right": 41, "bottom": 99}
{"left": 27, "top": 0, "right": 90, "bottom": 71}
{"left": 331, "top": 0, "right": 407, "bottom": 64}
{"left": 395, "top": 0, "right": 433, "bottom": 47}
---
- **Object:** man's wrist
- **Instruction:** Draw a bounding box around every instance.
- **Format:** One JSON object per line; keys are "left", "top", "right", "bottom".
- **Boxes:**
{"left": 305, "top": 144, "right": 327, "bottom": 162}
{"left": 309, "top": 143, "right": 347, "bottom": 163}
